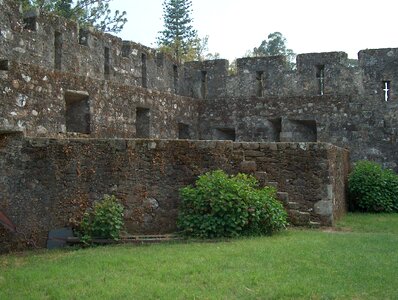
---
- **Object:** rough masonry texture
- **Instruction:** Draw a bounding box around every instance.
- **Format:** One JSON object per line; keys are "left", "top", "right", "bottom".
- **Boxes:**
{"left": 1, "top": 0, "right": 395, "bottom": 251}
{"left": 0, "top": 135, "right": 349, "bottom": 252}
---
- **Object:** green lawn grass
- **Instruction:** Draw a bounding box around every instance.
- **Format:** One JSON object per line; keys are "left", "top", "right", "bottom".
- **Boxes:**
{"left": 336, "top": 212, "right": 398, "bottom": 234}
{"left": 1, "top": 214, "right": 398, "bottom": 299}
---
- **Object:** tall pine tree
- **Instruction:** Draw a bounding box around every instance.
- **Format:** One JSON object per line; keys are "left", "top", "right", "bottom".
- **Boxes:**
{"left": 157, "top": 0, "right": 198, "bottom": 62}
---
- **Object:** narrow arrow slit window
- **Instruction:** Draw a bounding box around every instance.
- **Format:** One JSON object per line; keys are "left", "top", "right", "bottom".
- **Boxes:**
{"left": 383, "top": 81, "right": 391, "bottom": 101}
{"left": 316, "top": 65, "right": 325, "bottom": 96}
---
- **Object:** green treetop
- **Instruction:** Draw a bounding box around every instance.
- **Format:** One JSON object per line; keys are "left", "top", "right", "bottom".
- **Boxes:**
{"left": 157, "top": 0, "right": 199, "bottom": 62}
{"left": 248, "top": 32, "right": 296, "bottom": 69}
{"left": 20, "top": 0, "right": 127, "bottom": 33}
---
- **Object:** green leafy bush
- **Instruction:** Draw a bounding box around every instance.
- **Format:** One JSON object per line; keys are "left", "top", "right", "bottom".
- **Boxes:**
{"left": 177, "top": 170, "right": 288, "bottom": 238}
{"left": 348, "top": 161, "right": 398, "bottom": 212}
{"left": 79, "top": 195, "right": 124, "bottom": 243}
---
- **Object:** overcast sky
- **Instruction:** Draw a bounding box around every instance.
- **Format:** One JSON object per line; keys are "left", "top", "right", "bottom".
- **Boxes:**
{"left": 109, "top": 0, "right": 398, "bottom": 62}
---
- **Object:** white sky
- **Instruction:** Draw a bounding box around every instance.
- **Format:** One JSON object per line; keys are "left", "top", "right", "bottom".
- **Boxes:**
{"left": 109, "top": 0, "right": 398, "bottom": 62}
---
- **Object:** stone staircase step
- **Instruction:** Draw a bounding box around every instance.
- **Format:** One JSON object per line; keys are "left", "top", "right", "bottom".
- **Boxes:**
{"left": 287, "top": 201, "right": 300, "bottom": 210}
{"left": 265, "top": 181, "right": 278, "bottom": 189}
{"left": 255, "top": 171, "right": 268, "bottom": 179}
{"left": 288, "top": 210, "right": 310, "bottom": 226}
{"left": 309, "top": 221, "right": 321, "bottom": 228}
{"left": 276, "top": 191, "right": 289, "bottom": 204}
{"left": 254, "top": 171, "right": 268, "bottom": 186}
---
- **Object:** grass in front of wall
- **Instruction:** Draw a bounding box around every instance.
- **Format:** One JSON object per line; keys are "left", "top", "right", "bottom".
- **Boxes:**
{"left": 1, "top": 214, "right": 398, "bottom": 299}
{"left": 336, "top": 212, "right": 398, "bottom": 234}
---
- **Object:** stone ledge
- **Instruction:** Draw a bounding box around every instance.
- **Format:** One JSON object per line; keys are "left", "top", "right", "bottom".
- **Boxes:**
{"left": 0, "top": 126, "right": 24, "bottom": 134}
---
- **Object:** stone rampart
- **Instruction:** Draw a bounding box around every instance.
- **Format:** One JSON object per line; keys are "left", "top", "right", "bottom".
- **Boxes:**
{"left": 0, "top": 134, "right": 348, "bottom": 252}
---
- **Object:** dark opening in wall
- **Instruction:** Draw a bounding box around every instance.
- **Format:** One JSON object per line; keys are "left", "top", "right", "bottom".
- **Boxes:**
{"left": 256, "top": 71, "right": 264, "bottom": 97}
{"left": 253, "top": 118, "right": 281, "bottom": 142}
{"left": 104, "top": 47, "right": 110, "bottom": 79}
{"left": 173, "top": 65, "right": 178, "bottom": 93}
{"left": 383, "top": 80, "right": 391, "bottom": 101}
{"left": 64, "top": 91, "right": 90, "bottom": 134}
{"left": 178, "top": 123, "right": 191, "bottom": 139}
{"left": 136, "top": 107, "right": 150, "bottom": 138}
{"left": 78, "top": 29, "right": 89, "bottom": 46}
{"left": 213, "top": 128, "right": 236, "bottom": 141}
{"left": 23, "top": 16, "right": 37, "bottom": 31}
{"left": 0, "top": 60, "right": 9, "bottom": 71}
{"left": 297, "top": 120, "right": 317, "bottom": 141}
{"left": 269, "top": 118, "right": 282, "bottom": 141}
{"left": 283, "top": 119, "right": 317, "bottom": 142}
{"left": 122, "top": 43, "right": 130, "bottom": 58}
{"left": 54, "top": 31, "right": 62, "bottom": 70}
{"left": 142, "top": 53, "right": 147, "bottom": 88}
{"left": 156, "top": 53, "right": 164, "bottom": 68}
{"left": 316, "top": 65, "right": 325, "bottom": 96}
{"left": 201, "top": 71, "right": 208, "bottom": 99}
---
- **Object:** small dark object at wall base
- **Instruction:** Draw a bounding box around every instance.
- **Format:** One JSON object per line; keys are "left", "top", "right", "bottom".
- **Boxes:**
{"left": 47, "top": 228, "right": 74, "bottom": 249}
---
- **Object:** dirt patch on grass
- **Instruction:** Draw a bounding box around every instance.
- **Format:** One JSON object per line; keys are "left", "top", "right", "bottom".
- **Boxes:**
{"left": 321, "top": 227, "right": 352, "bottom": 233}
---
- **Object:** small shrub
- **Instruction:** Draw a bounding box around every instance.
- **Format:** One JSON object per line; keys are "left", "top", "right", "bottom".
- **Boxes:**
{"left": 348, "top": 161, "right": 398, "bottom": 212}
{"left": 78, "top": 195, "right": 124, "bottom": 243}
{"left": 177, "top": 170, "right": 287, "bottom": 238}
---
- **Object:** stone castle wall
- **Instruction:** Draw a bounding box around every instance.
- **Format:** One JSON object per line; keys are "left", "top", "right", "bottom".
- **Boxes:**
{"left": 1, "top": 2, "right": 396, "bottom": 172}
{"left": 3, "top": 1, "right": 398, "bottom": 104}
{"left": 0, "top": 134, "right": 348, "bottom": 252}
{"left": 0, "top": 0, "right": 397, "bottom": 251}
{"left": 0, "top": 60, "right": 199, "bottom": 139}
{"left": 198, "top": 95, "right": 397, "bottom": 170}
{"left": 0, "top": 1, "right": 184, "bottom": 94}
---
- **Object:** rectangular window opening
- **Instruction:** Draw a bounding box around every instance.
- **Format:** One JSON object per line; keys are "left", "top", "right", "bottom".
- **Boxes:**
{"left": 269, "top": 118, "right": 282, "bottom": 142}
{"left": 201, "top": 70, "right": 208, "bottom": 99}
{"left": 213, "top": 128, "right": 236, "bottom": 141}
{"left": 178, "top": 123, "right": 191, "bottom": 139}
{"left": 104, "top": 47, "right": 110, "bottom": 79}
{"left": 173, "top": 65, "right": 178, "bottom": 94}
{"left": 316, "top": 65, "right": 325, "bottom": 96}
{"left": 136, "top": 107, "right": 150, "bottom": 138}
{"left": 283, "top": 119, "right": 317, "bottom": 142}
{"left": 121, "top": 43, "right": 130, "bottom": 58}
{"left": 23, "top": 16, "right": 37, "bottom": 31}
{"left": 253, "top": 118, "right": 281, "bottom": 142}
{"left": 141, "top": 53, "right": 148, "bottom": 88}
{"left": 256, "top": 71, "right": 264, "bottom": 97}
{"left": 78, "top": 29, "right": 89, "bottom": 46}
{"left": 0, "top": 59, "right": 9, "bottom": 71}
{"left": 54, "top": 31, "right": 62, "bottom": 70}
{"left": 156, "top": 53, "right": 164, "bottom": 68}
{"left": 65, "top": 91, "right": 90, "bottom": 134}
{"left": 383, "top": 80, "right": 391, "bottom": 101}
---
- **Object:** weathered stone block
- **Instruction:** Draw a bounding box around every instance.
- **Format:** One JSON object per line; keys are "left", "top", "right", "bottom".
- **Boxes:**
{"left": 314, "top": 200, "right": 333, "bottom": 216}
{"left": 239, "top": 160, "right": 257, "bottom": 174}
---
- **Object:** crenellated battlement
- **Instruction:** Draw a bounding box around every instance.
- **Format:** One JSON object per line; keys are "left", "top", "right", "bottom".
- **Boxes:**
{"left": 188, "top": 50, "right": 398, "bottom": 101}
{"left": 0, "top": 1, "right": 187, "bottom": 94}
{"left": 2, "top": 0, "right": 398, "bottom": 103}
